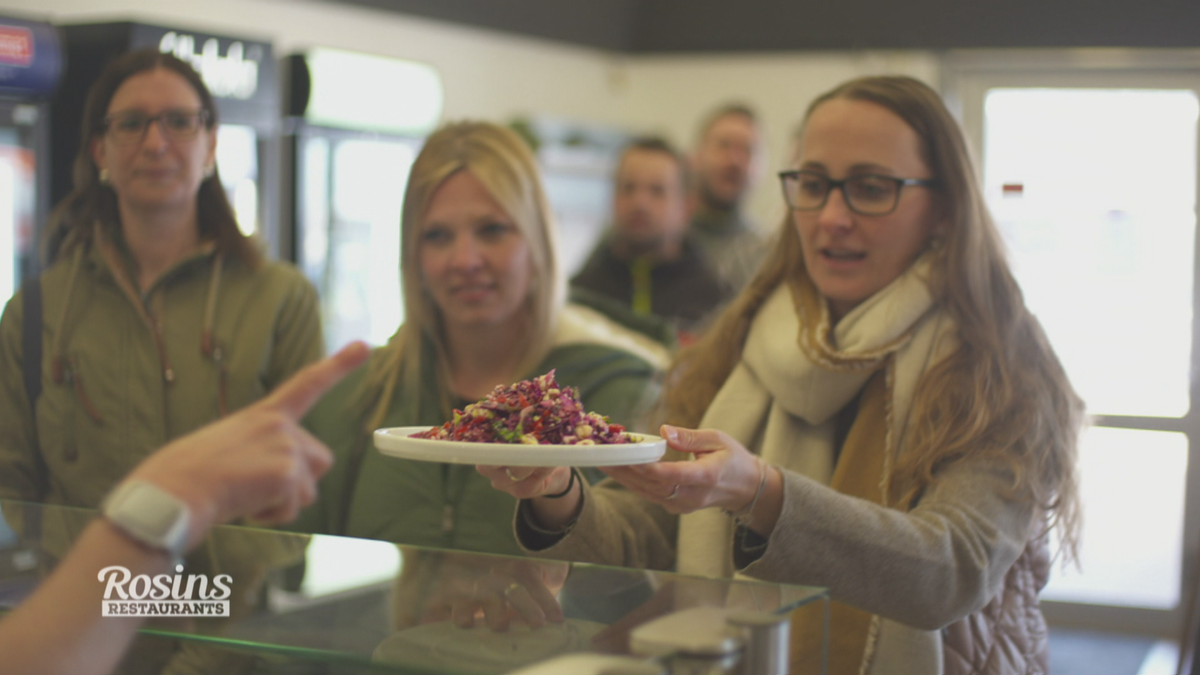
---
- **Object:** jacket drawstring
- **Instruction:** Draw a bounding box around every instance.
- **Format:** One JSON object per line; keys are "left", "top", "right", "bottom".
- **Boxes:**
{"left": 49, "top": 247, "right": 104, "bottom": 425}
{"left": 148, "top": 292, "right": 175, "bottom": 383}
{"left": 49, "top": 246, "right": 83, "bottom": 384}
{"left": 59, "top": 224, "right": 230, "bottom": 425}
{"left": 68, "top": 355, "right": 104, "bottom": 423}
{"left": 199, "top": 252, "right": 228, "bottom": 416}
{"left": 93, "top": 225, "right": 177, "bottom": 387}
{"left": 95, "top": 225, "right": 228, "bottom": 415}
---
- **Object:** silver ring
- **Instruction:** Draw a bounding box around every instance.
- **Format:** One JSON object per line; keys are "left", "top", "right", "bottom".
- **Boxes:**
{"left": 505, "top": 468, "right": 520, "bottom": 482}
{"left": 666, "top": 484, "right": 680, "bottom": 500}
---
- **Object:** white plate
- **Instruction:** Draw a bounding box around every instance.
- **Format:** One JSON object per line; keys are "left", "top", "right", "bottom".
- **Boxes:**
{"left": 374, "top": 426, "right": 667, "bottom": 467}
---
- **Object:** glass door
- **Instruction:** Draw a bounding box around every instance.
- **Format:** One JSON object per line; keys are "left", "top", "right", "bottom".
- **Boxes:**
{"left": 944, "top": 51, "right": 1200, "bottom": 640}
{"left": 0, "top": 101, "right": 38, "bottom": 304}
{"left": 214, "top": 123, "right": 261, "bottom": 237}
{"left": 293, "top": 126, "right": 420, "bottom": 352}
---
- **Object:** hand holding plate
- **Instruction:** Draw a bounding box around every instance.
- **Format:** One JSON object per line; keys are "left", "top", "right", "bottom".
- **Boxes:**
{"left": 477, "top": 465, "right": 573, "bottom": 500}
{"left": 601, "top": 425, "right": 764, "bottom": 516}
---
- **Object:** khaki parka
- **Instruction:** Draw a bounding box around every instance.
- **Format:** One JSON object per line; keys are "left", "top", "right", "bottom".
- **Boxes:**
{"left": 0, "top": 229, "right": 324, "bottom": 508}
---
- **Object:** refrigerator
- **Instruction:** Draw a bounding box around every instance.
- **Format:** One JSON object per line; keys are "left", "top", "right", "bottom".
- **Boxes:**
{"left": 50, "top": 22, "right": 281, "bottom": 254}
{"left": 282, "top": 48, "right": 442, "bottom": 352}
{"left": 511, "top": 116, "right": 629, "bottom": 278}
{"left": 0, "top": 15, "right": 60, "bottom": 304}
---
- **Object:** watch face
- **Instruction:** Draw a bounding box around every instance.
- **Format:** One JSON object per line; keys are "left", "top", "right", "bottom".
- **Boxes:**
{"left": 102, "top": 480, "right": 191, "bottom": 558}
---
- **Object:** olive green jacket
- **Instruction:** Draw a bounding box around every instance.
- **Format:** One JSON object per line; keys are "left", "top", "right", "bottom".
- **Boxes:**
{"left": 0, "top": 234, "right": 324, "bottom": 508}
{"left": 291, "top": 304, "right": 668, "bottom": 556}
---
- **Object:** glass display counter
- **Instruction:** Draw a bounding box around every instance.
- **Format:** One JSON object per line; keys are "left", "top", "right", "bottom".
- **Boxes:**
{"left": 0, "top": 499, "right": 828, "bottom": 674}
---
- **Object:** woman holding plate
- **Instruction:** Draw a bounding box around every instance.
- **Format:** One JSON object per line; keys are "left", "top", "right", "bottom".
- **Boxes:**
{"left": 291, "top": 121, "right": 669, "bottom": 556}
{"left": 482, "top": 76, "right": 1083, "bottom": 675}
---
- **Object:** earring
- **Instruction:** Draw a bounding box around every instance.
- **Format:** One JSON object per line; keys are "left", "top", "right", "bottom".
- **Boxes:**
{"left": 928, "top": 233, "right": 945, "bottom": 251}
{"left": 203, "top": 164, "right": 216, "bottom": 179}
{"left": 98, "top": 168, "right": 109, "bottom": 184}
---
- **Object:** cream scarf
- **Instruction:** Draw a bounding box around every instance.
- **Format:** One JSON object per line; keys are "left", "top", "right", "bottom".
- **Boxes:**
{"left": 676, "top": 256, "right": 956, "bottom": 672}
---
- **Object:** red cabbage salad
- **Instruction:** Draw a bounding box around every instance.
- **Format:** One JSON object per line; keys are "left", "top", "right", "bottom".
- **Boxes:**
{"left": 412, "top": 370, "right": 635, "bottom": 445}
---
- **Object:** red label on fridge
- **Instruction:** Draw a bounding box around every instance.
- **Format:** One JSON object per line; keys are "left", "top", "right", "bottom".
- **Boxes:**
{"left": 0, "top": 26, "right": 33, "bottom": 67}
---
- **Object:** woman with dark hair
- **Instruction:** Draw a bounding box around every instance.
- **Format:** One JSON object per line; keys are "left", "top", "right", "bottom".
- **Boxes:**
{"left": 485, "top": 76, "right": 1083, "bottom": 675}
{"left": 0, "top": 47, "right": 324, "bottom": 509}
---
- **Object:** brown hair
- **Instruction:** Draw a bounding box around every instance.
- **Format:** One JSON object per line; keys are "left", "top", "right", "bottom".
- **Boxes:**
{"left": 663, "top": 75, "right": 1083, "bottom": 563}
{"left": 694, "top": 102, "right": 759, "bottom": 143}
{"left": 45, "top": 47, "right": 260, "bottom": 267}
{"left": 363, "top": 121, "right": 564, "bottom": 429}
{"left": 617, "top": 136, "right": 690, "bottom": 192}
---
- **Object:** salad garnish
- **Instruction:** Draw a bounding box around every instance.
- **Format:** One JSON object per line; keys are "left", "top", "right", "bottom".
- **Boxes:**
{"left": 412, "top": 370, "right": 633, "bottom": 445}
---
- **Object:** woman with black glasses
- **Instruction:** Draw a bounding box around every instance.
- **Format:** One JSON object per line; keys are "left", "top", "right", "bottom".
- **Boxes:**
{"left": 0, "top": 45, "right": 324, "bottom": 672}
{"left": 0, "top": 47, "right": 323, "bottom": 508}
{"left": 483, "top": 76, "right": 1082, "bottom": 675}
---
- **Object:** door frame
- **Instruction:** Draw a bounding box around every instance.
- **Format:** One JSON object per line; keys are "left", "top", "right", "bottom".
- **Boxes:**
{"left": 941, "top": 48, "right": 1200, "bottom": 639}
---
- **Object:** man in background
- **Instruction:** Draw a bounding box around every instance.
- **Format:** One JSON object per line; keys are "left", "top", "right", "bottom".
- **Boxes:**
{"left": 689, "top": 103, "right": 768, "bottom": 293}
{"left": 571, "top": 137, "right": 730, "bottom": 344}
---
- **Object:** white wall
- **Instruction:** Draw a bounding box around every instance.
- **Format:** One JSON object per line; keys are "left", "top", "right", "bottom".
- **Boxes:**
{"left": 1, "top": 0, "right": 631, "bottom": 123}
{"left": 620, "top": 51, "right": 941, "bottom": 232}
{"left": 2, "top": 0, "right": 939, "bottom": 228}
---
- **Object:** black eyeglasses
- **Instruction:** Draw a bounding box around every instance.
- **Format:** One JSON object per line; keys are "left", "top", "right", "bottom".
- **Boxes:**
{"left": 101, "top": 109, "right": 210, "bottom": 145}
{"left": 779, "top": 169, "right": 938, "bottom": 216}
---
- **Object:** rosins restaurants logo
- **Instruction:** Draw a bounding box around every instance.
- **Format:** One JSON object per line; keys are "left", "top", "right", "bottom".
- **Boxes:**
{"left": 99, "top": 564, "right": 232, "bottom": 617}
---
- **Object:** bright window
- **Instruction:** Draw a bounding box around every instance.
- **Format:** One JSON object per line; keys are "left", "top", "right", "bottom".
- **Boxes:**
{"left": 984, "top": 88, "right": 1197, "bottom": 418}
{"left": 983, "top": 88, "right": 1198, "bottom": 608}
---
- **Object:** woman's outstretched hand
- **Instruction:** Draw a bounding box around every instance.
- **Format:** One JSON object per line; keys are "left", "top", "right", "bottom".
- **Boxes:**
{"left": 476, "top": 465, "right": 574, "bottom": 500}
{"left": 478, "top": 425, "right": 780, "bottom": 535}
{"left": 601, "top": 425, "right": 764, "bottom": 516}
{"left": 477, "top": 464, "right": 581, "bottom": 533}
{"left": 128, "top": 341, "right": 371, "bottom": 549}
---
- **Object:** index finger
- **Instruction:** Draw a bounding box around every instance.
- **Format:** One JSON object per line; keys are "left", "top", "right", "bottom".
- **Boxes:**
{"left": 661, "top": 425, "right": 736, "bottom": 454}
{"left": 261, "top": 341, "right": 370, "bottom": 419}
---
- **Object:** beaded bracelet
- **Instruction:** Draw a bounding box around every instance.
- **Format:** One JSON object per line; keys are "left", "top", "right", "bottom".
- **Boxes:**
{"left": 723, "top": 458, "right": 768, "bottom": 528}
{"left": 541, "top": 468, "right": 578, "bottom": 499}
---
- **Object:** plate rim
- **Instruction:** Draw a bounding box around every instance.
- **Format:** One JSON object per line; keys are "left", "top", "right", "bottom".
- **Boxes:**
{"left": 375, "top": 425, "right": 662, "bottom": 447}
{"left": 373, "top": 426, "right": 667, "bottom": 466}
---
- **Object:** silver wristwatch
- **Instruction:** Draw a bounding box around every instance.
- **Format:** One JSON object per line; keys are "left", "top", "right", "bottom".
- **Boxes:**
{"left": 101, "top": 480, "right": 191, "bottom": 561}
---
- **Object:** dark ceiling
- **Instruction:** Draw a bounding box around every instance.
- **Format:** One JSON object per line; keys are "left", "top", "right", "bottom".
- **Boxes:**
{"left": 330, "top": 0, "right": 1200, "bottom": 52}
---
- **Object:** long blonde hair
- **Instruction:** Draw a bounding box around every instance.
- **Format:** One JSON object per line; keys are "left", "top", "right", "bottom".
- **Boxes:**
{"left": 663, "top": 76, "right": 1083, "bottom": 563}
{"left": 364, "top": 121, "right": 565, "bottom": 428}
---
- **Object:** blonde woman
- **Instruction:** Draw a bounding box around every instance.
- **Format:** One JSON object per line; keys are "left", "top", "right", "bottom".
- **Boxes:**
{"left": 484, "top": 77, "right": 1082, "bottom": 675}
{"left": 292, "top": 121, "right": 668, "bottom": 554}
